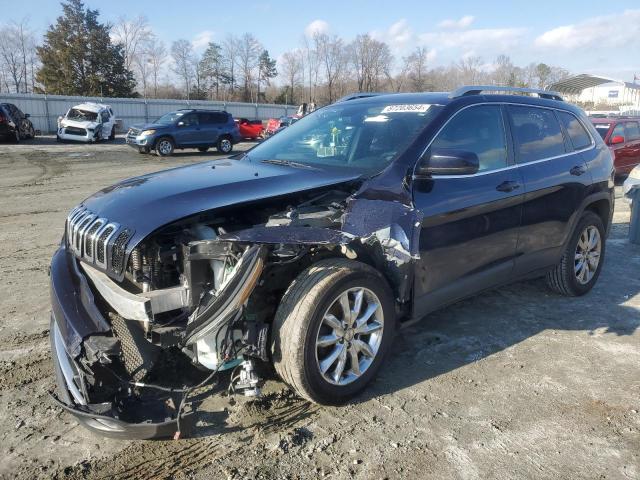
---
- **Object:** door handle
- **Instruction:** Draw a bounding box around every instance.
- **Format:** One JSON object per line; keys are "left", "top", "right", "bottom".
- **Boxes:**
{"left": 570, "top": 165, "right": 587, "bottom": 176}
{"left": 496, "top": 180, "right": 520, "bottom": 193}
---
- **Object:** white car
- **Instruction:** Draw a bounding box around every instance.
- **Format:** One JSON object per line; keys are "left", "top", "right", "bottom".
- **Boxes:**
{"left": 57, "top": 103, "right": 117, "bottom": 143}
{"left": 623, "top": 165, "right": 640, "bottom": 205}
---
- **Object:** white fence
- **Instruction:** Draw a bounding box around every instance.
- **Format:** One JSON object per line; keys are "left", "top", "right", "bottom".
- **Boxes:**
{"left": 0, "top": 93, "right": 297, "bottom": 133}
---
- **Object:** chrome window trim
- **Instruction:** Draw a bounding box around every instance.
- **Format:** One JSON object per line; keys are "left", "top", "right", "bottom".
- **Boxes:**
{"left": 413, "top": 102, "right": 596, "bottom": 180}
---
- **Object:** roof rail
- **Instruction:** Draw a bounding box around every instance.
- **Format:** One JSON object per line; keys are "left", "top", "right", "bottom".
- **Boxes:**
{"left": 450, "top": 85, "right": 564, "bottom": 101}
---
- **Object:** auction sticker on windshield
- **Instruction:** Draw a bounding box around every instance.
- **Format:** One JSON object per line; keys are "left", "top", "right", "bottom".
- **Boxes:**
{"left": 381, "top": 104, "right": 431, "bottom": 113}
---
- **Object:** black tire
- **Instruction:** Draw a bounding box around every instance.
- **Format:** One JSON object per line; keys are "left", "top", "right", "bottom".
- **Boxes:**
{"left": 154, "top": 136, "right": 174, "bottom": 156}
{"left": 271, "top": 258, "right": 396, "bottom": 405}
{"left": 546, "top": 211, "right": 605, "bottom": 296}
{"left": 216, "top": 136, "right": 233, "bottom": 154}
{"left": 197, "top": 146, "right": 209, "bottom": 152}
{"left": 27, "top": 125, "right": 35, "bottom": 139}
{"left": 109, "top": 126, "right": 115, "bottom": 140}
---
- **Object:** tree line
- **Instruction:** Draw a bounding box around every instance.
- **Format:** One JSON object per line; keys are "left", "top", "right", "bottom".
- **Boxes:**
{"left": 0, "top": 0, "right": 571, "bottom": 106}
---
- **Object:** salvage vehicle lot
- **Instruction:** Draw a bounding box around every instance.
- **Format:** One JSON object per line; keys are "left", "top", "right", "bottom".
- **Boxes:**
{"left": 0, "top": 137, "right": 638, "bottom": 479}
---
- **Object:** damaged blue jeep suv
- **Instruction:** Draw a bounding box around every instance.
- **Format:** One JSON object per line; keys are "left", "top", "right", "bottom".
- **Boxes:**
{"left": 50, "top": 86, "right": 614, "bottom": 438}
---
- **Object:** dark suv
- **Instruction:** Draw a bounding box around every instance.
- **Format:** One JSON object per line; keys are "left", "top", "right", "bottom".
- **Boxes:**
{"left": 49, "top": 86, "right": 614, "bottom": 439}
{"left": 0, "top": 103, "right": 35, "bottom": 142}
{"left": 590, "top": 116, "right": 640, "bottom": 176}
{"left": 126, "top": 109, "right": 241, "bottom": 156}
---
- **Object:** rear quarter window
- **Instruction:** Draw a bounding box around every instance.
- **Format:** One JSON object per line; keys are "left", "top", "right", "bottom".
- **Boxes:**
{"left": 509, "top": 106, "right": 566, "bottom": 163}
{"left": 557, "top": 111, "right": 592, "bottom": 150}
{"left": 625, "top": 121, "right": 640, "bottom": 141}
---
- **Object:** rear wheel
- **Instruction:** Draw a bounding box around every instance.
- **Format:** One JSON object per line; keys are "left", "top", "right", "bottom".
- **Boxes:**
{"left": 155, "top": 137, "right": 174, "bottom": 156}
{"left": 546, "top": 211, "right": 605, "bottom": 296}
{"left": 271, "top": 259, "right": 396, "bottom": 404}
{"left": 216, "top": 136, "right": 233, "bottom": 154}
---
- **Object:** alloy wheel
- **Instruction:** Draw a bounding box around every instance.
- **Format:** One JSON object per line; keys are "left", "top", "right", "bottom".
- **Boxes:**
{"left": 315, "top": 287, "right": 384, "bottom": 386}
{"left": 158, "top": 140, "right": 172, "bottom": 155}
{"left": 220, "top": 138, "right": 231, "bottom": 153}
{"left": 574, "top": 225, "right": 601, "bottom": 285}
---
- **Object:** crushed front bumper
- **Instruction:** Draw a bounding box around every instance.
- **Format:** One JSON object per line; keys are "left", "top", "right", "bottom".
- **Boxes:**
{"left": 49, "top": 245, "right": 185, "bottom": 439}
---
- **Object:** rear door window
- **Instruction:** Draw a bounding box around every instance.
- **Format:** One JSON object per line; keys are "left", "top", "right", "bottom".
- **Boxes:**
{"left": 625, "top": 121, "right": 640, "bottom": 141}
{"left": 509, "top": 106, "right": 566, "bottom": 163}
{"left": 557, "top": 111, "right": 592, "bottom": 150}
{"left": 431, "top": 104, "right": 508, "bottom": 172}
{"left": 199, "top": 112, "right": 228, "bottom": 124}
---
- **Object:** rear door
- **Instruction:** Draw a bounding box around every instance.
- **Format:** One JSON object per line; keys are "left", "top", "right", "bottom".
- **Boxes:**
{"left": 413, "top": 104, "right": 524, "bottom": 315}
{"left": 509, "top": 105, "right": 592, "bottom": 276}
{"left": 197, "top": 112, "right": 222, "bottom": 146}
{"left": 624, "top": 121, "right": 640, "bottom": 172}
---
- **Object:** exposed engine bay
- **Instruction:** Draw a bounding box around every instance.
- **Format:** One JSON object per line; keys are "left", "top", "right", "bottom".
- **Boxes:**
{"left": 54, "top": 181, "right": 421, "bottom": 437}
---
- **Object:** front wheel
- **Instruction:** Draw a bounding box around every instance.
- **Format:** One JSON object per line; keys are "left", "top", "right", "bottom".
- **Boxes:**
{"left": 546, "top": 211, "right": 606, "bottom": 296}
{"left": 154, "top": 137, "right": 174, "bottom": 156}
{"left": 216, "top": 136, "right": 233, "bottom": 154}
{"left": 271, "top": 259, "right": 396, "bottom": 404}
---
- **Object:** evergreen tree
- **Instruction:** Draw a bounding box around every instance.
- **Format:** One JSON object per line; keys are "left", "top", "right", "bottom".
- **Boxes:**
{"left": 199, "top": 42, "right": 230, "bottom": 100}
{"left": 36, "top": 0, "right": 136, "bottom": 96}
{"left": 257, "top": 49, "right": 277, "bottom": 102}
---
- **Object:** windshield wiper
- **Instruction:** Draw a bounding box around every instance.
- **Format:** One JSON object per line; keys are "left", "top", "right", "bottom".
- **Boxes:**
{"left": 260, "top": 159, "right": 316, "bottom": 169}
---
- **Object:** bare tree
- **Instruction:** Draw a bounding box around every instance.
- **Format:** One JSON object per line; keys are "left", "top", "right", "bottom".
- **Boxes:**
{"left": 236, "top": 33, "right": 262, "bottom": 102}
{"left": 112, "top": 15, "right": 152, "bottom": 73}
{"left": 280, "top": 50, "right": 303, "bottom": 104}
{"left": 314, "top": 32, "right": 345, "bottom": 103}
{"left": 403, "top": 46, "right": 430, "bottom": 91}
{"left": 0, "top": 20, "right": 38, "bottom": 93}
{"left": 350, "top": 34, "right": 393, "bottom": 93}
{"left": 301, "top": 35, "right": 319, "bottom": 104}
{"left": 171, "top": 39, "right": 195, "bottom": 99}
{"left": 456, "top": 56, "right": 485, "bottom": 85}
{"left": 222, "top": 34, "right": 240, "bottom": 99}
{"left": 143, "top": 36, "right": 166, "bottom": 98}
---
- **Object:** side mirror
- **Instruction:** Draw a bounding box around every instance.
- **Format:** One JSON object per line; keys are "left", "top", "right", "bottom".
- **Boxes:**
{"left": 24, "top": 113, "right": 30, "bottom": 118}
{"left": 177, "top": 121, "right": 185, "bottom": 127}
{"left": 416, "top": 148, "right": 480, "bottom": 177}
{"left": 610, "top": 135, "right": 625, "bottom": 145}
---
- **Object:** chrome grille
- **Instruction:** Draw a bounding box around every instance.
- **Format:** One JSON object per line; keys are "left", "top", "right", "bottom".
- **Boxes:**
{"left": 65, "top": 206, "right": 129, "bottom": 277}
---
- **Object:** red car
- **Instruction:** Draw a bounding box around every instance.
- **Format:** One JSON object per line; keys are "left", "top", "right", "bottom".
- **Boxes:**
{"left": 591, "top": 117, "right": 640, "bottom": 176}
{"left": 235, "top": 118, "right": 264, "bottom": 140}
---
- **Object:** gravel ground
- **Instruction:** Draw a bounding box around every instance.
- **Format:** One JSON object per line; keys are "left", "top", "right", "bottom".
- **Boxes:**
{"left": 0, "top": 136, "right": 638, "bottom": 480}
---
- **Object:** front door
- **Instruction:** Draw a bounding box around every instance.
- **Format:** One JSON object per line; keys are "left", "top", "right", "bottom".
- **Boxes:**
{"left": 174, "top": 113, "right": 201, "bottom": 146}
{"left": 412, "top": 104, "right": 523, "bottom": 316}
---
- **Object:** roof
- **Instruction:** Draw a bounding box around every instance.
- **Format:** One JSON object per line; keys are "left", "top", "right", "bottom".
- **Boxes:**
{"left": 72, "top": 102, "right": 109, "bottom": 112}
{"left": 549, "top": 74, "right": 640, "bottom": 94}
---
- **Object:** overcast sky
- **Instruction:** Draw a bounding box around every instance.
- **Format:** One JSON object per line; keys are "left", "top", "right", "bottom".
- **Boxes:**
{"left": 2, "top": 0, "right": 639, "bottom": 81}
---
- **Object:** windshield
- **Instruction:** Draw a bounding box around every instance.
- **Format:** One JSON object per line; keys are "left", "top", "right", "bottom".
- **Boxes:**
{"left": 155, "top": 111, "right": 186, "bottom": 125}
{"left": 593, "top": 124, "right": 610, "bottom": 140}
{"left": 66, "top": 108, "right": 98, "bottom": 122}
{"left": 248, "top": 101, "right": 443, "bottom": 174}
